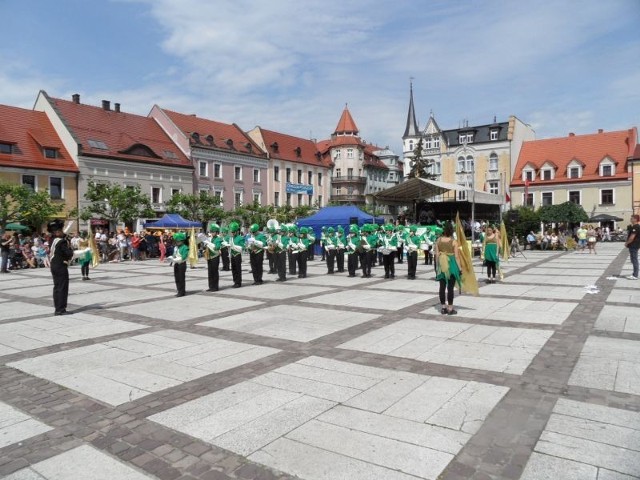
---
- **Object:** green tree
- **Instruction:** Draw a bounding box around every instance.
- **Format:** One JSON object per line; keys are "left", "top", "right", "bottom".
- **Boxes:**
{"left": 538, "top": 201, "right": 588, "bottom": 224}
{"left": 165, "top": 191, "right": 225, "bottom": 226}
{"left": 0, "top": 182, "right": 64, "bottom": 232}
{"left": 79, "top": 181, "right": 155, "bottom": 228}
{"left": 506, "top": 206, "right": 541, "bottom": 242}
{"left": 408, "top": 138, "right": 436, "bottom": 179}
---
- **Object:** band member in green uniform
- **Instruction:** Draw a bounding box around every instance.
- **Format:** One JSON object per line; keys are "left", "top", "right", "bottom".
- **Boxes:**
{"left": 275, "top": 224, "right": 289, "bottom": 282}
{"left": 346, "top": 224, "right": 360, "bottom": 277}
{"left": 228, "top": 222, "right": 245, "bottom": 288}
{"left": 266, "top": 224, "right": 277, "bottom": 274}
{"left": 335, "top": 226, "right": 346, "bottom": 273}
{"left": 320, "top": 226, "right": 327, "bottom": 261}
{"left": 170, "top": 232, "right": 189, "bottom": 297}
{"left": 404, "top": 225, "right": 421, "bottom": 280}
{"left": 248, "top": 223, "right": 266, "bottom": 285}
{"left": 325, "top": 226, "right": 337, "bottom": 274}
{"left": 203, "top": 224, "right": 222, "bottom": 291}
{"left": 395, "top": 225, "right": 405, "bottom": 264}
{"left": 297, "top": 227, "right": 311, "bottom": 278}
{"left": 307, "top": 227, "right": 316, "bottom": 261}
{"left": 367, "top": 224, "right": 379, "bottom": 276}
{"left": 220, "top": 225, "right": 231, "bottom": 271}
{"left": 380, "top": 224, "right": 398, "bottom": 279}
{"left": 288, "top": 225, "right": 299, "bottom": 275}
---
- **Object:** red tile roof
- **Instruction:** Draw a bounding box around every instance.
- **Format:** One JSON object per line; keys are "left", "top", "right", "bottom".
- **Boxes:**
{"left": 334, "top": 106, "right": 359, "bottom": 135}
{"left": 512, "top": 128, "right": 637, "bottom": 186}
{"left": 0, "top": 104, "right": 78, "bottom": 173}
{"left": 256, "top": 128, "right": 332, "bottom": 168}
{"left": 46, "top": 95, "right": 191, "bottom": 168}
{"left": 161, "top": 108, "right": 265, "bottom": 158}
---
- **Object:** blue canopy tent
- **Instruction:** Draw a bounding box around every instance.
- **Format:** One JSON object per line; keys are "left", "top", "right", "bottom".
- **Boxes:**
{"left": 143, "top": 213, "right": 201, "bottom": 229}
{"left": 296, "top": 206, "right": 384, "bottom": 242}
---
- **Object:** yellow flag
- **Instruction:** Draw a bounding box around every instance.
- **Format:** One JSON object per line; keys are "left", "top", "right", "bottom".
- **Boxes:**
{"left": 188, "top": 227, "right": 198, "bottom": 267}
{"left": 455, "top": 212, "right": 479, "bottom": 296}
{"left": 499, "top": 221, "right": 510, "bottom": 261}
{"left": 88, "top": 233, "right": 100, "bottom": 268}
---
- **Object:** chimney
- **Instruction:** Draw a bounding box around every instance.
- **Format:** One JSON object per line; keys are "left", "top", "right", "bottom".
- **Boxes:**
{"left": 114, "top": 103, "right": 120, "bottom": 113}
{"left": 598, "top": 128, "right": 603, "bottom": 134}
{"left": 568, "top": 132, "right": 575, "bottom": 137}
{"left": 101, "top": 100, "right": 111, "bottom": 111}
{"left": 72, "top": 93, "right": 80, "bottom": 104}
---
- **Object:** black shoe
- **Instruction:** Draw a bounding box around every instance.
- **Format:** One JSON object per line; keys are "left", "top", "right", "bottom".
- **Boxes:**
{"left": 447, "top": 309, "right": 457, "bottom": 315}
{"left": 276, "top": 278, "right": 286, "bottom": 282}
{"left": 82, "top": 277, "right": 88, "bottom": 281}
{"left": 440, "top": 307, "right": 447, "bottom": 314}
{"left": 348, "top": 274, "right": 355, "bottom": 277}
{"left": 232, "top": 284, "right": 241, "bottom": 288}
{"left": 384, "top": 275, "right": 389, "bottom": 279}
{"left": 85, "top": 277, "right": 91, "bottom": 281}
{"left": 206, "top": 288, "right": 218, "bottom": 292}
{"left": 175, "top": 293, "right": 185, "bottom": 297}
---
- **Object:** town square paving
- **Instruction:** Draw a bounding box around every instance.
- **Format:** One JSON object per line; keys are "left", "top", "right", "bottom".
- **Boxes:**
{"left": 0, "top": 243, "right": 638, "bottom": 479}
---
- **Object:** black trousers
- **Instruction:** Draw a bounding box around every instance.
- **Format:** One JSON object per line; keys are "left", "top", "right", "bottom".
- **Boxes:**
{"left": 396, "top": 246, "right": 403, "bottom": 263}
{"left": 326, "top": 249, "right": 336, "bottom": 273}
{"left": 267, "top": 251, "right": 275, "bottom": 273}
{"left": 424, "top": 248, "right": 433, "bottom": 265}
{"left": 51, "top": 264, "right": 69, "bottom": 313}
{"left": 359, "top": 250, "right": 371, "bottom": 277}
{"left": 289, "top": 252, "right": 298, "bottom": 274}
{"left": 407, "top": 251, "right": 418, "bottom": 278}
{"left": 81, "top": 263, "right": 89, "bottom": 278}
{"left": 308, "top": 244, "right": 314, "bottom": 261}
{"left": 231, "top": 253, "right": 242, "bottom": 286}
{"left": 347, "top": 253, "right": 358, "bottom": 276}
{"left": 336, "top": 248, "right": 345, "bottom": 272}
{"left": 297, "top": 250, "right": 307, "bottom": 277}
{"left": 486, "top": 260, "right": 497, "bottom": 279}
{"left": 383, "top": 254, "right": 395, "bottom": 278}
{"left": 207, "top": 255, "right": 220, "bottom": 290}
{"left": 321, "top": 245, "right": 326, "bottom": 260}
{"left": 439, "top": 275, "right": 456, "bottom": 305}
{"left": 250, "top": 250, "right": 264, "bottom": 283}
{"left": 174, "top": 262, "right": 186, "bottom": 296}
{"left": 276, "top": 251, "right": 287, "bottom": 280}
{"left": 221, "top": 247, "right": 230, "bottom": 270}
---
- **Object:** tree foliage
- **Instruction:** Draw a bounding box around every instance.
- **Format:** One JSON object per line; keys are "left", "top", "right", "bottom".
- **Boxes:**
{"left": 79, "top": 181, "right": 155, "bottom": 227}
{"left": 505, "top": 206, "right": 540, "bottom": 241}
{"left": 538, "top": 201, "right": 588, "bottom": 224}
{"left": 165, "top": 191, "right": 225, "bottom": 226}
{"left": 408, "top": 138, "right": 436, "bottom": 179}
{"left": 0, "top": 182, "right": 65, "bottom": 232}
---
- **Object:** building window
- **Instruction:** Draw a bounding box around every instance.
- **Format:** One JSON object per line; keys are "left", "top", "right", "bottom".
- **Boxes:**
{"left": 336, "top": 187, "right": 343, "bottom": 195}
{"left": 568, "top": 191, "right": 581, "bottom": 204}
{"left": 335, "top": 168, "right": 341, "bottom": 178}
{"left": 234, "top": 191, "right": 243, "bottom": 206}
{"left": 274, "top": 191, "right": 280, "bottom": 206}
{"left": 433, "top": 161, "right": 441, "bottom": 175}
{"left": 308, "top": 194, "right": 313, "bottom": 205}
{"left": 44, "top": 148, "right": 57, "bottom": 159}
{"left": 297, "top": 170, "right": 302, "bottom": 183}
{"left": 433, "top": 138, "right": 440, "bottom": 148}
{"left": 489, "top": 153, "right": 498, "bottom": 171}
{"left": 466, "top": 156, "right": 474, "bottom": 173}
{"left": 347, "top": 186, "right": 354, "bottom": 195}
{"left": 198, "top": 161, "right": 208, "bottom": 177}
{"left": 490, "top": 130, "right": 498, "bottom": 141}
{"left": 542, "top": 169, "right": 552, "bottom": 180}
{"left": 253, "top": 169, "right": 260, "bottom": 183}
{"left": 49, "top": 177, "right": 62, "bottom": 199}
{"left": 408, "top": 141, "right": 413, "bottom": 152}
{"left": 253, "top": 192, "right": 261, "bottom": 204}
{"left": 334, "top": 149, "right": 341, "bottom": 160}
{"left": 525, "top": 170, "right": 534, "bottom": 182}
{"left": 569, "top": 166, "right": 580, "bottom": 179}
{"left": 308, "top": 171, "right": 313, "bottom": 184}
{"left": 541, "top": 192, "right": 553, "bottom": 206}
{"left": 214, "top": 163, "right": 222, "bottom": 178}
{"left": 600, "top": 189, "right": 614, "bottom": 205}
{"left": 457, "top": 157, "right": 465, "bottom": 173}
{"left": 0, "top": 143, "right": 12, "bottom": 154}
{"left": 318, "top": 172, "right": 323, "bottom": 186}
{"left": 22, "top": 175, "right": 36, "bottom": 191}
{"left": 286, "top": 168, "right": 291, "bottom": 182}
{"left": 347, "top": 148, "right": 354, "bottom": 159}
{"left": 318, "top": 195, "right": 323, "bottom": 206}
{"left": 347, "top": 168, "right": 354, "bottom": 179}
{"left": 297, "top": 193, "right": 302, "bottom": 205}
{"left": 489, "top": 181, "right": 499, "bottom": 195}
{"left": 457, "top": 185, "right": 467, "bottom": 201}
{"left": 524, "top": 193, "right": 534, "bottom": 207}
{"left": 213, "top": 189, "right": 223, "bottom": 203}
{"left": 286, "top": 193, "right": 291, "bottom": 206}
{"left": 234, "top": 166, "right": 242, "bottom": 181}
{"left": 152, "top": 187, "right": 162, "bottom": 204}
{"left": 601, "top": 164, "right": 613, "bottom": 177}
{"left": 274, "top": 165, "right": 280, "bottom": 181}
{"left": 459, "top": 133, "right": 473, "bottom": 144}
{"left": 171, "top": 188, "right": 181, "bottom": 197}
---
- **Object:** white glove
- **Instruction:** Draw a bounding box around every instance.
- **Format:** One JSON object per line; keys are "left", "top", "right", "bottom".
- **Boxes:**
{"left": 232, "top": 245, "right": 243, "bottom": 253}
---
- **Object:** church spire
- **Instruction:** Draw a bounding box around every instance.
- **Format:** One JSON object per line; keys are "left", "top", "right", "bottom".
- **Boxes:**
{"left": 403, "top": 79, "right": 419, "bottom": 139}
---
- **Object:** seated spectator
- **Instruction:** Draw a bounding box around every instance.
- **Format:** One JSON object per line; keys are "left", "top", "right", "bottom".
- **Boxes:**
{"left": 526, "top": 231, "right": 537, "bottom": 250}
{"left": 550, "top": 233, "right": 559, "bottom": 249}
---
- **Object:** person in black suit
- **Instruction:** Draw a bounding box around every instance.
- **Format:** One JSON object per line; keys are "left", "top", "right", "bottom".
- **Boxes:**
{"left": 48, "top": 220, "right": 74, "bottom": 315}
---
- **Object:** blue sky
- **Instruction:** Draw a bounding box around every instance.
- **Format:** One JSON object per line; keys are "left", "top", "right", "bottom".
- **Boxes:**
{"left": 1, "top": 0, "right": 639, "bottom": 156}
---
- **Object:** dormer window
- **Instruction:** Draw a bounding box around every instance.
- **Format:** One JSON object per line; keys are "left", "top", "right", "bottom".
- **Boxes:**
{"left": 226, "top": 138, "right": 234, "bottom": 148}
{"left": 541, "top": 169, "right": 552, "bottom": 180}
{"left": 0, "top": 142, "right": 13, "bottom": 154}
{"left": 490, "top": 130, "right": 498, "bottom": 141}
{"left": 459, "top": 133, "right": 473, "bottom": 144}
{"left": 569, "top": 166, "right": 581, "bottom": 179}
{"left": 205, "top": 135, "right": 214, "bottom": 145}
{"left": 294, "top": 146, "right": 302, "bottom": 157}
{"left": 44, "top": 148, "right": 58, "bottom": 159}
{"left": 191, "top": 132, "right": 201, "bottom": 144}
{"left": 567, "top": 159, "right": 583, "bottom": 179}
{"left": 270, "top": 142, "right": 279, "bottom": 153}
{"left": 523, "top": 169, "right": 535, "bottom": 182}
{"left": 599, "top": 157, "right": 615, "bottom": 177}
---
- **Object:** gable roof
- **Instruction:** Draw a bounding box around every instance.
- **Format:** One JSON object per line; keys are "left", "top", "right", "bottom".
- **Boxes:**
{"left": 45, "top": 94, "right": 191, "bottom": 168}
{"left": 512, "top": 128, "right": 637, "bottom": 186}
{"left": 0, "top": 104, "right": 77, "bottom": 173}
{"left": 253, "top": 127, "right": 331, "bottom": 168}
{"left": 160, "top": 108, "right": 265, "bottom": 159}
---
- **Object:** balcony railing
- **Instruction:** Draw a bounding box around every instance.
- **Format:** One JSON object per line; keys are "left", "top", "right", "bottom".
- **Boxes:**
{"left": 331, "top": 194, "right": 365, "bottom": 203}
{"left": 332, "top": 176, "right": 367, "bottom": 185}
